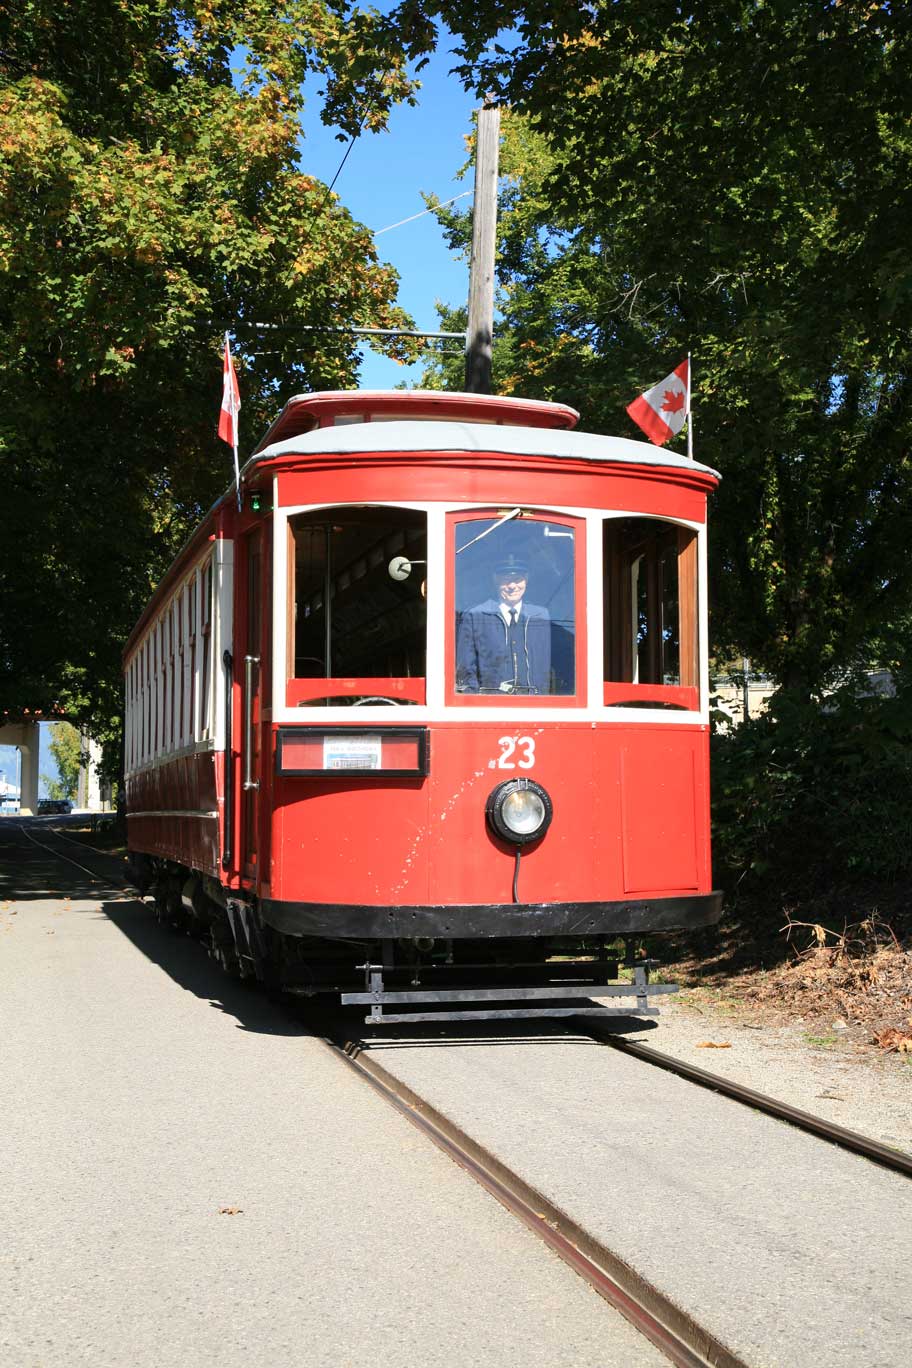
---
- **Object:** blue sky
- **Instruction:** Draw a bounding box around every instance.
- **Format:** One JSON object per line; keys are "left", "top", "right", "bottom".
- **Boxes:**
{"left": 296, "top": 39, "right": 478, "bottom": 388}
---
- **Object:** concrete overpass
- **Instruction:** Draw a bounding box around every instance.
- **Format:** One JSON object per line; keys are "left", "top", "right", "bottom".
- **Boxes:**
{"left": 0, "top": 719, "right": 105, "bottom": 816}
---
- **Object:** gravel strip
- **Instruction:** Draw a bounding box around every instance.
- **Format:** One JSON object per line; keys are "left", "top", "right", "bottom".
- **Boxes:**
{"left": 613, "top": 999, "right": 911, "bottom": 1156}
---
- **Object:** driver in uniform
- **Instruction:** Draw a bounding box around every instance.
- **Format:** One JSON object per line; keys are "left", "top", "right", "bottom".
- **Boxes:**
{"left": 456, "top": 554, "right": 551, "bottom": 694}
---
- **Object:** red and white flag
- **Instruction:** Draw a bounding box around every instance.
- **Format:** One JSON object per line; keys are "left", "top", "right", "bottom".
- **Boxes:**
{"left": 626, "top": 358, "right": 690, "bottom": 447}
{"left": 218, "top": 333, "right": 241, "bottom": 450}
{"left": 218, "top": 333, "right": 242, "bottom": 507}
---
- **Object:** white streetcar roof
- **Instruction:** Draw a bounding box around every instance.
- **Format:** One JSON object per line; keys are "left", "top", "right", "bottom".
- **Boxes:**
{"left": 246, "top": 420, "right": 721, "bottom": 480}
{"left": 251, "top": 390, "right": 580, "bottom": 451}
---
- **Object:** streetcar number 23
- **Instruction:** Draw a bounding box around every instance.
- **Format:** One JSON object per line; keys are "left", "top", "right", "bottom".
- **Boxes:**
{"left": 496, "top": 736, "right": 536, "bottom": 769}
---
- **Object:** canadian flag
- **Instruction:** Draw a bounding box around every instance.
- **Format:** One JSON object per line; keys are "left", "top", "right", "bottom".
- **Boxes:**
{"left": 626, "top": 359, "right": 690, "bottom": 446}
{"left": 218, "top": 333, "right": 241, "bottom": 449}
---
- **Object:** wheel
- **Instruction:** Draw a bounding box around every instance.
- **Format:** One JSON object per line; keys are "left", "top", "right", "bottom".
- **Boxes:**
{"left": 208, "top": 926, "right": 243, "bottom": 978}
{"left": 152, "top": 876, "right": 188, "bottom": 933}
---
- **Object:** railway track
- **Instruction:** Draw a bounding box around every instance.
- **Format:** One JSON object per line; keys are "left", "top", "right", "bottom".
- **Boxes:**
{"left": 15, "top": 820, "right": 120, "bottom": 887}
{"left": 587, "top": 1028, "right": 912, "bottom": 1180}
{"left": 14, "top": 822, "right": 912, "bottom": 1366}
{"left": 327, "top": 1018, "right": 910, "bottom": 1368}
{"left": 323, "top": 1029, "right": 744, "bottom": 1368}
{"left": 19, "top": 821, "right": 912, "bottom": 1183}
{"left": 13, "top": 823, "right": 735, "bottom": 1364}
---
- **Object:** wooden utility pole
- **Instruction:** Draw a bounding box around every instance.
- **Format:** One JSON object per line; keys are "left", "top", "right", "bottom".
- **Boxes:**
{"left": 464, "top": 99, "right": 501, "bottom": 394}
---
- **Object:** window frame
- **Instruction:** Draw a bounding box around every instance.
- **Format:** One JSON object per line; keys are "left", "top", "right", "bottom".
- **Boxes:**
{"left": 269, "top": 499, "right": 706, "bottom": 725}
{"left": 445, "top": 508, "right": 588, "bottom": 709}
{"left": 602, "top": 514, "right": 700, "bottom": 711}
{"left": 199, "top": 558, "right": 213, "bottom": 739}
{"left": 284, "top": 504, "right": 429, "bottom": 709}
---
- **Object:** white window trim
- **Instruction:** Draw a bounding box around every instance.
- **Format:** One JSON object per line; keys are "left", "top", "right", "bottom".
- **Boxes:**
{"left": 270, "top": 497, "right": 709, "bottom": 727}
{"left": 124, "top": 539, "right": 234, "bottom": 777}
{"left": 211, "top": 538, "right": 233, "bottom": 751}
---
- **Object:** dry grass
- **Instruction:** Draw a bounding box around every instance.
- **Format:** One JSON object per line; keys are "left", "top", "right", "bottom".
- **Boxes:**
{"left": 658, "top": 891, "right": 912, "bottom": 1055}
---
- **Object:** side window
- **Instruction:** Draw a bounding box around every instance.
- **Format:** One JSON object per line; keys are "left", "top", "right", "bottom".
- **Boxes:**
{"left": 167, "top": 605, "right": 176, "bottom": 750}
{"left": 288, "top": 507, "right": 427, "bottom": 706}
{"left": 186, "top": 580, "right": 196, "bottom": 743}
{"left": 199, "top": 560, "right": 213, "bottom": 738}
{"left": 603, "top": 518, "right": 698, "bottom": 702}
{"left": 146, "top": 639, "right": 152, "bottom": 760}
{"left": 126, "top": 663, "right": 133, "bottom": 770}
{"left": 453, "top": 513, "right": 577, "bottom": 698}
{"left": 160, "top": 618, "right": 168, "bottom": 751}
{"left": 175, "top": 596, "right": 184, "bottom": 747}
{"left": 143, "top": 642, "right": 150, "bottom": 762}
{"left": 153, "top": 625, "right": 161, "bottom": 753}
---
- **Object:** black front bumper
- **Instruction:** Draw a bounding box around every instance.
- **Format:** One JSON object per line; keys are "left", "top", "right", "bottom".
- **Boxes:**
{"left": 258, "top": 891, "right": 724, "bottom": 940}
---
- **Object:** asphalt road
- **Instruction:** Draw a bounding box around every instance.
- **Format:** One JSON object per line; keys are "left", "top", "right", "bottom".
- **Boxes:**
{"left": 358, "top": 1016, "right": 912, "bottom": 1367}
{"left": 0, "top": 819, "right": 664, "bottom": 1368}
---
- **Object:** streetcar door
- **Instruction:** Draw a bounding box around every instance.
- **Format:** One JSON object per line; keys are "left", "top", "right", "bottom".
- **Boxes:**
{"left": 240, "top": 527, "right": 263, "bottom": 882}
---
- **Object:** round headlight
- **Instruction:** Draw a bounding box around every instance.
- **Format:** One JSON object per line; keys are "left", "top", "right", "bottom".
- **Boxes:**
{"left": 501, "top": 787, "right": 547, "bottom": 836}
{"left": 486, "top": 779, "right": 553, "bottom": 846}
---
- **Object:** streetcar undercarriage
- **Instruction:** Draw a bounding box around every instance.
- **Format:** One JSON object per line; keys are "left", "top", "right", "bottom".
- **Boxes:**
{"left": 130, "top": 853, "right": 714, "bottom": 1023}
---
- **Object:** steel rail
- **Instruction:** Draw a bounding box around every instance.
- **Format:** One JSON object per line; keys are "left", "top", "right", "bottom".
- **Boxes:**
{"left": 16, "top": 821, "right": 120, "bottom": 887}
{"left": 590, "top": 1030, "right": 912, "bottom": 1179}
{"left": 20, "top": 827, "right": 910, "bottom": 1178}
{"left": 325, "top": 1034, "right": 746, "bottom": 1368}
{"left": 9, "top": 827, "right": 734, "bottom": 1363}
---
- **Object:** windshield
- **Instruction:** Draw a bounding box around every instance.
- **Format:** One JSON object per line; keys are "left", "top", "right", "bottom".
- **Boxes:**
{"left": 454, "top": 514, "right": 576, "bottom": 697}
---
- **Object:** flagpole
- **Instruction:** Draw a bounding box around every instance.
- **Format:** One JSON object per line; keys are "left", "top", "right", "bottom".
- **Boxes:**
{"left": 218, "top": 331, "right": 243, "bottom": 509}
{"left": 686, "top": 351, "right": 694, "bottom": 460}
{"left": 226, "top": 332, "right": 241, "bottom": 509}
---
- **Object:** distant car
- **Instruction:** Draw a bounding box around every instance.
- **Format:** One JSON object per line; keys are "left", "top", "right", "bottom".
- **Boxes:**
{"left": 37, "top": 799, "right": 73, "bottom": 815}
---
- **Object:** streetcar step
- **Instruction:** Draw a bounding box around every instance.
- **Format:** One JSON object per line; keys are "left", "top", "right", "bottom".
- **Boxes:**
{"left": 341, "top": 972, "right": 676, "bottom": 1023}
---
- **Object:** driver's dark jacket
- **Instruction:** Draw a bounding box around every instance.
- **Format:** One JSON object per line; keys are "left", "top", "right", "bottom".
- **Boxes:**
{"left": 455, "top": 600, "right": 551, "bottom": 693}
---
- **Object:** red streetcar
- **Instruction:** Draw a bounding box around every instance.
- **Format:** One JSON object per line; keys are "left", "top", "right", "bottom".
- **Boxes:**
{"left": 124, "top": 389, "right": 722, "bottom": 1022}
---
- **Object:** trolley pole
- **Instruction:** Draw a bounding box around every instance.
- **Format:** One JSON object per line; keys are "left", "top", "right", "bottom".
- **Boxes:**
{"left": 464, "top": 98, "right": 501, "bottom": 394}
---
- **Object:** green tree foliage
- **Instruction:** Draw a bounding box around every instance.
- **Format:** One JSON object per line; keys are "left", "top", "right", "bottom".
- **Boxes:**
{"left": 43, "top": 720, "right": 83, "bottom": 800}
{"left": 5, "top": 0, "right": 911, "bottom": 767}
{"left": 419, "top": 1, "right": 912, "bottom": 696}
{"left": 0, "top": 0, "right": 430, "bottom": 733}
{"left": 711, "top": 686, "right": 912, "bottom": 890}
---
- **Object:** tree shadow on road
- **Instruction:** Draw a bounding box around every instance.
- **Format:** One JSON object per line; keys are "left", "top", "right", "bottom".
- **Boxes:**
{"left": 99, "top": 893, "right": 314, "bottom": 1038}
{"left": 5, "top": 821, "right": 664, "bottom": 1047}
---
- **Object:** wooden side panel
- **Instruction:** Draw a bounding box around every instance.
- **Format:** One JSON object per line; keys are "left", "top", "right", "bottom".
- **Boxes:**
{"left": 125, "top": 749, "right": 220, "bottom": 877}
{"left": 620, "top": 742, "right": 699, "bottom": 893}
{"left": 270, "top": 722, "right": 712, "bottom": 907}
{"left": 678, "top": 528, "right": 699, "bottom": 690}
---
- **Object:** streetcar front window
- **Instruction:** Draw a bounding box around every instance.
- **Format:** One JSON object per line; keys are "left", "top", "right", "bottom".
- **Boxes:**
{"left": 287, "top": 507, "right": 426, "bottom": 707}
{"left": 453, "top": 512, "right": 578, "bottom": 699}
{"left": 603, "top": 517, "right": 699, "bottom": 706}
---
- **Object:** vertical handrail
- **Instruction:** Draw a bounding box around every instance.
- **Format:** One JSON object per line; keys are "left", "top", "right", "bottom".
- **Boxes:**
{"left": 323, "top": 523, "right": 332, "bottom": 677}
{"left": 221, "top": 650, "right": 233, "bottom": 871}
{"left": 243, "top": 654, "right": 260, "bottom": 790}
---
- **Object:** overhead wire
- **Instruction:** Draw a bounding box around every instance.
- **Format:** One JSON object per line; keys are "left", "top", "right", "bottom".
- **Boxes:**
{"left": 309, "top": 113, "right": 370, "bottom": 227}
{"left": 374, "top": 190, "right": 471, "bottom": 236}
{"left": 261, "top": 87, "right": 470, "bottom": 357}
